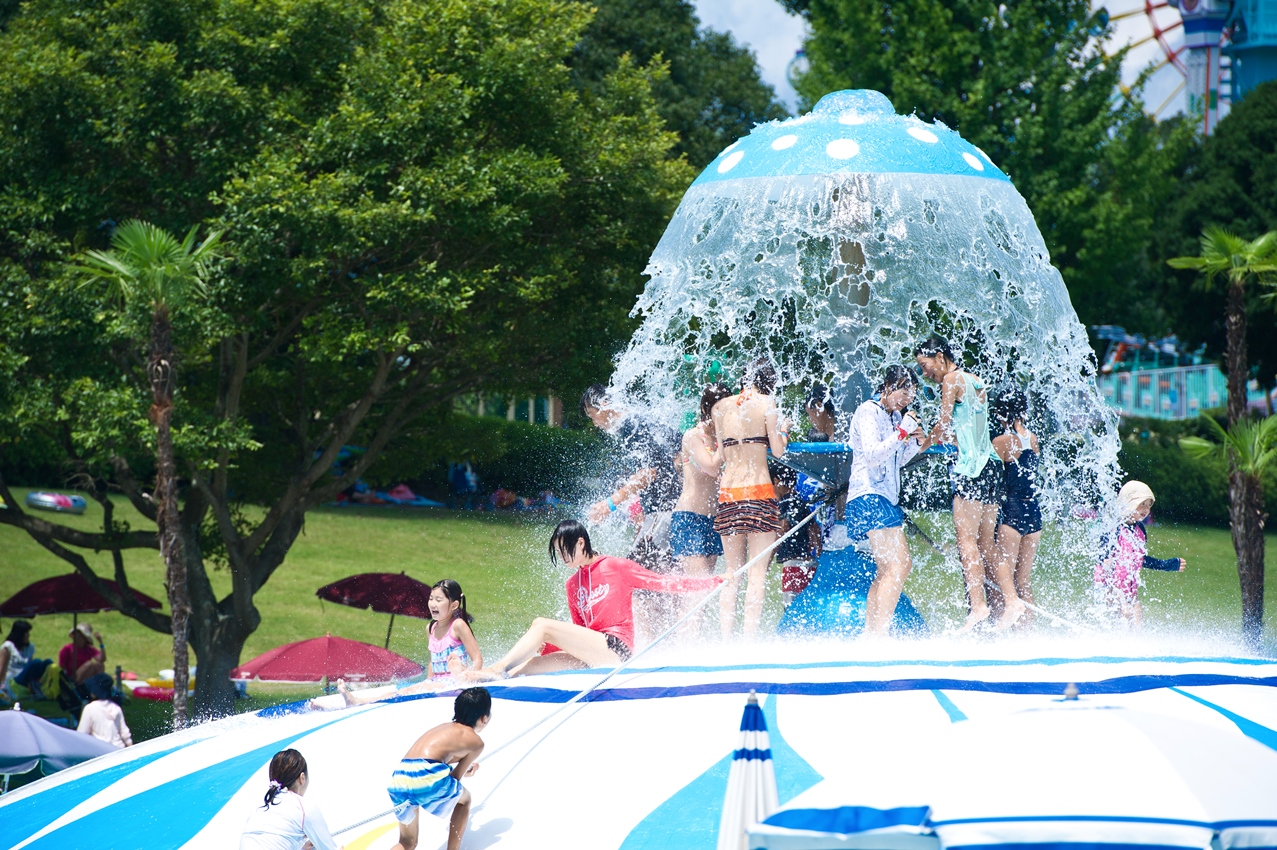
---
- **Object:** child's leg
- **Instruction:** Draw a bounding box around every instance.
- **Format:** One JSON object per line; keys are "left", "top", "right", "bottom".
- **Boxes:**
{"left": 510, "top": 651, "right": 589, "bottom": 677}
{"left": 719, "top": 533, "right": 748, "bottom": 638}
{"left": 391, "top": 808, "right": 420, "bottom": 850}
{"left": 953, "top": 497, "right": 990, "bottom": 629}
{"left": 447, "top": 788, "right": 472, "bottom": 850}
{"left": 1015, "top": 532, "right": 1041, "bottom": 626}
{"left": 1132, "top": 600, "right": 1143, "bottom": 628}
{"left": 741, "top": 531, "right": 777, "bottom": 638}
{"left": 989, "top": 524, "right": 1026, "bottom": 630}
{"left": 677, "top": 554, "right": 717, "bottom": 640}
{"left": 864, "top": 526, "right": 913, "bottom": 635}
{"left": 469, "top": 619, "right": 618, "bottom": 679}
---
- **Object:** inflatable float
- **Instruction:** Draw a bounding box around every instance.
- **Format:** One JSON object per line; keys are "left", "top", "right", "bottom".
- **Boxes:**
{"left": 23, "top": 492, "right": 87, "bottom": 515}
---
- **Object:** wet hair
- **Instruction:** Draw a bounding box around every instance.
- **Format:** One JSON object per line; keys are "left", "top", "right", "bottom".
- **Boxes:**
{"left": 991, "top": 386, "right": 1028, "bottom": 429}
{"left": 4, "top": 620, "right": 31, "bottom": 649}
{"left": 741, "top": 359, "right": 778, "bottom": 395}
{"left": 453, "top": 687, "right": 492, "bottom": 727}
{"left": 264, "top": 749, "right": 307, "bottom": 808}
{"left": 700, "top": 383, "right": 733, "bottom": 422}
{"left": 914, "top": 334, "right": 955, "bottom": 363}
{"left": 431, "top": 579, "right": 474, "bottom": 625}
{"left": 805, "top": 383, "right": 836, "bottom": 418}
{"left": 579, "top": 383, "right": 610, "bottom": 417}
{"left": 548, "top": 519, "right": 598, "bottom": 566}
{"left": 877, "top": 365, "right": 919, "bottom": 396}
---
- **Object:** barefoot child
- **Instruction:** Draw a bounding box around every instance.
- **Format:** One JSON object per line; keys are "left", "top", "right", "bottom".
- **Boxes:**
{"left": 334, "top": 579, "right": 482, "bottom": 707}
{"left": 387, "top": 687, "right": 491, "bottom": 850}
{"left": 1094, "top": 481, "right": 1187, "bottom": 627}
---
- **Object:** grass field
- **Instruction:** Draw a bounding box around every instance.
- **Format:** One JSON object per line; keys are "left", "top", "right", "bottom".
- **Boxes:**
{"left": 2, "top": 485, "right": 1276, "bottom": 740}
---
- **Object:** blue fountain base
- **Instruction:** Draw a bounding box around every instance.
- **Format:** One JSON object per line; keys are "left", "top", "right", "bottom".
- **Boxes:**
{"left": 777, "top": 546, "right": 927, "bottom": 637}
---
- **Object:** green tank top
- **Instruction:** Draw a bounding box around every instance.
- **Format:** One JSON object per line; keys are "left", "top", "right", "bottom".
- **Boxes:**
{"left": 952, "top": 373, "right": 997, "bottom": 478}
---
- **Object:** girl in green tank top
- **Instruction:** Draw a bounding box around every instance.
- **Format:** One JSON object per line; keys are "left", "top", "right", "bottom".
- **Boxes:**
{"left": 915, "top": 335, "right": 1027, "bottom": 633}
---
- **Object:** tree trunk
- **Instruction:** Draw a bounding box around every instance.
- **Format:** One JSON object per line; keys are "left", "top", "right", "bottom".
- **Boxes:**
{"left": 190, "top": 608, "right": 251, "bottom": 719}
{"left": 1229, "top": 469, "right": 1267, "bottom": 651}
{"left": 1225, "top": 281, "right": 1248, "bottom": 427}
{"left": 151, "top": 306, "right": 191, "bottom": 730}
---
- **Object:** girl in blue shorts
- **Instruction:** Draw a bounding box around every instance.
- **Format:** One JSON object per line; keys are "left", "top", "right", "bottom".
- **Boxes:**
{"left": 845, "top": 365, "right": 930, "bottom": 635}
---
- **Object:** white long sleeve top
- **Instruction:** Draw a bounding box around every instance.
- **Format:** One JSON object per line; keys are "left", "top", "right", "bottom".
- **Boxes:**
{"left": 239, "top": 790, "right": 340, "bottom": 850}
{"left": 846, "top": 399, "right": 922, "bottom": 505}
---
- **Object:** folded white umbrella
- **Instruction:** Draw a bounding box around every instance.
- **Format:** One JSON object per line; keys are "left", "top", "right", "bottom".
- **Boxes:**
{"left": 751, "top": 704, "right": 1277, "bottom": 850}
{"left": 720, "top": 692, "right": 781, "bottom": 850}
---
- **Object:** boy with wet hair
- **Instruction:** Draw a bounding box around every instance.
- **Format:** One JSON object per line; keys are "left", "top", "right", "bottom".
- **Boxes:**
{"left": 387, "top": 687, "right": 491, "bottom": 850}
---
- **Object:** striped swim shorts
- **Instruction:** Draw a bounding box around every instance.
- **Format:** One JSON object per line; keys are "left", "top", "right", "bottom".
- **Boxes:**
{"left": 387, "top": 758, "right": 464, "bottom": 823}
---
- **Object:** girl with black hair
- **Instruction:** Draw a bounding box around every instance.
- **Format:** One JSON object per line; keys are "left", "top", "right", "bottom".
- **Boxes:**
{"left": 240, "top": 749, "right": 339, "bottom": 850}
{"left": 991, "top": 387, "right": 1042, "bottom": 627}
{"left": 463, "top": 520, "right": 721, "bottom": 679}
{"left": 846, "top": 366, "right": 931, "bottom": 635}
{"left": 1, "top": 620, "right": 43, "bottom": 699}
{"left": 915, "top": 334, "right": 1026, "bottom": 631}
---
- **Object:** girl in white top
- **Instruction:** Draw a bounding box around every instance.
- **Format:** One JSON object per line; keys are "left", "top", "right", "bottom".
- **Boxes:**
{"left": 1, "top": 620, "right": 35, "bottom": 698}
{"left": 241, "top": 749, "right": 341, "bottom": 850}
{"left": 845, "top": 366, "right": 930, "bottom": 635}
{"left": 77, "top": 674, "right": 132, "bottom": 747}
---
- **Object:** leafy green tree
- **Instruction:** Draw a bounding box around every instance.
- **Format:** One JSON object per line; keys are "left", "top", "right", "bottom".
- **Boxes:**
{"left": 1154, "top": 81, "right": 1277, "bottom": 396}
{"left": 1169, "top": 228, "right": 1277, "bottom": 649}
{"left": 570, "top": 0, "right": 789, "bottom": 168}
{"left": 780, "top": 0, "right": 1194, "bottom": 329}
{"left": 1181, "top": 415, "right": 1277, "bottom": 648}
{"left": 0, "top": 0, "right": 691, "bottom": 716}
{"left": 74, "top": 220, "right": 223, "bottom": 729}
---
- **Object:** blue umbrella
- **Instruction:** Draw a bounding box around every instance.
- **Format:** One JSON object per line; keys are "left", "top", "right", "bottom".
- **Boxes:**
{"left": 719, "top": 691, "right": 780, "bottom": 850}
{"left": 0, "top": 710, "right": 117, "bottom": 780}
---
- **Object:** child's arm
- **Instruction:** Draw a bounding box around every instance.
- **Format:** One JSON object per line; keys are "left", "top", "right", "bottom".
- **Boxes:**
{"left": 628, "top": 563, "right": 722, "bottom": 595}
{"left": 451, "top": 739, "right": 485, "bottom": 780}
{"left": 452, "top": 619, "right": 483, "bottom": 670}
{"left": 930, "top": 373, "right": 960, "bottom": 445}
{"left": 686, "top": 428, "right": 717, "bottom": 475}
{"left": 1143, "top": 555, "right": 1187, "bottom": 572}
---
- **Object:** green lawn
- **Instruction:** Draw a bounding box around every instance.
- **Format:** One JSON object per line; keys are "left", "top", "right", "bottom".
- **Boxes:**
{"left": 3, "top": 487, "right": 1275, "bottom": 743}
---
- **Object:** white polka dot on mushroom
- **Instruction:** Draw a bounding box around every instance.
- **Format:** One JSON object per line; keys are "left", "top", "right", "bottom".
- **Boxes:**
{"left": 826, "top": 139, "right": 860, "bottom": 160}
{"left": 772, "top": 135, "right": 798, "bottom": 151}
{"left": 718, "top": 141, "right": 740, "bottom": 157}
{"left": 962, "top": 152, "right": 985, "bottom": 171}
{"left": 717, "top": 150, "right": 745, "bottom": 173}
{"left": 838, "top": 113, "right": 866, "bottom": 125}
{"left": 907, "top": 127, "right": 938, "bottom": 144}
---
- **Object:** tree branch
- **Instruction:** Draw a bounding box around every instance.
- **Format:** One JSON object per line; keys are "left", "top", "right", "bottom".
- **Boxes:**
{"left": 110, "top": 456, "right": 159, "bottom": 522}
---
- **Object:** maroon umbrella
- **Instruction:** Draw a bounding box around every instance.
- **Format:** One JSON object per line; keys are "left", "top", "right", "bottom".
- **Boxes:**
{"left": 316, "top": 572, "right": 434, "bottom": 648}
{"left": 230, "top": 635, "right": 423, "bottom": 683}
{"left": 0, "top": 574, "right": 162, "bottom": 625}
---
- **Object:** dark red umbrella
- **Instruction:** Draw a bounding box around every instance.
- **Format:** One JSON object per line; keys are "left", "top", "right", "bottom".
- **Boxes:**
{"left": 230, "top": 635, "right": 423, "bottom": 683}
{"left": 316, "top": 571, "right": 434, "bottom": 648}
{"left": 0, "top": 574, "right": 162, "bottom": 625}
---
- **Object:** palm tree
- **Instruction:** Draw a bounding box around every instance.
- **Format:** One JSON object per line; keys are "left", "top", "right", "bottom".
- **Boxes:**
{"left": 1181, "top": 416, "right": 1277, "bottom": 649}
{"left": 1169, "top": 228, "right": 1277, "bottom": 652}
{"left": 76, "top": 220, "right": 224, "bottom": 729}
{"left": 1168, "top": 228, "right": 1277, "bottom": 427}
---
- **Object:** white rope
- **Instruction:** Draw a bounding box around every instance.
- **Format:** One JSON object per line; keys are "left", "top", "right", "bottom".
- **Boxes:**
{"left": 331, "top": 510, "right": 820, "bottom": 835}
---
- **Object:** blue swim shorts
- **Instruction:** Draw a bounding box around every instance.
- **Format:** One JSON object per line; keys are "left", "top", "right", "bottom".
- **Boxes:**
{"left": 844, "top": 494, "right": 906, "bottom": 541}
{"left": 388, "top": 758, "right": 464, "bottom": 823}
{"left": 669, "top": 510, "right": 724, "bottom": 557}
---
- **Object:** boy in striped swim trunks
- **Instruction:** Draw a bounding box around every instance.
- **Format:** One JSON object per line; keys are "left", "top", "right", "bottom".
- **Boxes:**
{"left": 387, "top": 687, "right": 491, "bottom": 850}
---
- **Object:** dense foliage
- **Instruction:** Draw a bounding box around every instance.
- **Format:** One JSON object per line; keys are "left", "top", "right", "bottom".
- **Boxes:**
{"left": 781, "top": 0, "right": 1195, "bottom": 331}
{"left": 0, "top": 0, "right": 691, "bottom": 714}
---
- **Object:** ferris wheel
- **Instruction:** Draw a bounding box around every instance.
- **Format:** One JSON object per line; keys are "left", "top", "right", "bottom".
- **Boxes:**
{"left": 1098, "top": 0, "right": 1234, "bottom": 130}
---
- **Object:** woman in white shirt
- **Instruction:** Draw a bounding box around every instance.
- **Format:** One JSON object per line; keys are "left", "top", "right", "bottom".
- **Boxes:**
{"left": 241, "top": 749, "right": 341, "bottom": 850}
{"left": 77, "top": 674, "right": 132, "bottom": 747}
{"left": 845, "top": 366, "right": 930, "bottom": 635}
{"left": 1, "top": 620, "right": 36, "bottom": 698}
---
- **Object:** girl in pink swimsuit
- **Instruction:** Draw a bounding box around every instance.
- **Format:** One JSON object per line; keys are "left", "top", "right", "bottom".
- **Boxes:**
{"left": 427, "top": 579, "right": 482, "bottom": 679}
{"left": 1093, "top": 481, "right": 1186, "bottom": 626}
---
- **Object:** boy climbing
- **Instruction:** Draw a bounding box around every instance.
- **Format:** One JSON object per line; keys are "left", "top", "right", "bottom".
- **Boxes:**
{"left": 386, "top": 687, "right": 491, "bottom": 850}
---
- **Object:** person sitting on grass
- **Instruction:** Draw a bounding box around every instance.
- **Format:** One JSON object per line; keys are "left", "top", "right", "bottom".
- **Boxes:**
{"left": 386, "top": 687, "right": 491, "bottom": 850}
{"left": 59, "top": 623, "right": 106, "bottom": 685}
{"left": 77, "top": 673, "right": 132, "bottom": 748}
{"left": 463, "top": 520, "right": 722, "bottom": 680}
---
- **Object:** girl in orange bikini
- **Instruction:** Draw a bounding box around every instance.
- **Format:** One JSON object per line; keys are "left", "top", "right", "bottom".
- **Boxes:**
{"left": 710, "top": 360, "right": 789, "bottom": 638}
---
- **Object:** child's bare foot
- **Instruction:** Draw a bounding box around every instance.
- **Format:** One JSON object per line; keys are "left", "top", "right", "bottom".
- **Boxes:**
{"left": 337, "top": 678, "right": 358, "bottom": 706}
{"left": 458, "top": 667, "right": 508, "bottom": 683}
{"left": 996, "top": 599, "right": 1028, "bottom": 632}
{"left": 956, "top": 606, "right": 991, "bottom": 634}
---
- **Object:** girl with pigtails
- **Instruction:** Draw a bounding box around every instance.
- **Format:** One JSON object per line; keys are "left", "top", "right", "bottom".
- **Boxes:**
{"left": 240, "top": 749, "right": 341, "bottom": 850}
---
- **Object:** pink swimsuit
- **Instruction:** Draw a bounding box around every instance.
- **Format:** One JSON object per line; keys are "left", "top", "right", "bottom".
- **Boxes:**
{"left": 1094, "top": 523, "right": 1146, "bottom": 603}
{"left": 428, "top": 623, "right": 470, "bottom": 676}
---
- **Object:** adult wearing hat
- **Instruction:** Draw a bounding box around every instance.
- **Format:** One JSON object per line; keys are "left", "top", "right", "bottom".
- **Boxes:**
{"left": 59, "top": 622, "right": 106, "bottom": 684}
{"left": 76, "top": 673, "right": 132, "bottom": 748}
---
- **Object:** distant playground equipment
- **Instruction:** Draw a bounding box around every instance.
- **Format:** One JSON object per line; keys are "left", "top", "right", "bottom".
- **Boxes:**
{"left": 23, "top": 491, "right": 87, "bottom": 515}
{"left": 1092, "top": 325, "right": 1274, "bottom": 419}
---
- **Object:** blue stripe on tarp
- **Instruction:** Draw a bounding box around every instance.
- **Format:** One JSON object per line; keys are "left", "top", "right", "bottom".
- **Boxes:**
{"left": 469, "top": 673, "right": 1277, "bottom": 704}
{"left": 0, "top": 740, "right": 196, "bottom": 849}
{"left": 1170, "top": 687, "right": 1277, "bottom": 751}
{"left": 17, "top": 713, "right": 359, "bottom": 850}
{"left": 765, "top": 805, "right": 930, "bottom": 834}
{"left": 930, "top": 690, "right": 968, "bottom": 722}
{"left": 732, "top": 748, "right": 772, "bottom": 761}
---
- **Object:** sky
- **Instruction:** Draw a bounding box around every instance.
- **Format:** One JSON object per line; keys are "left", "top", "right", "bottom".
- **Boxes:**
{"left": 689, "top": 0, "right": 1193, "bottom": 120}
